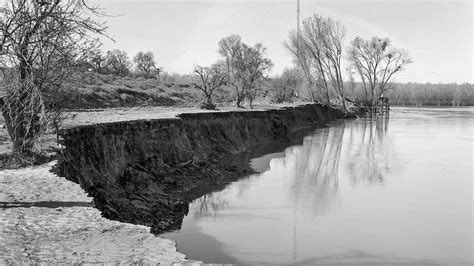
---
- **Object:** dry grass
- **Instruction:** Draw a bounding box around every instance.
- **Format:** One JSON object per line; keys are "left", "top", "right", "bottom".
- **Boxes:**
{"left": 60, "top": 72, "right": 205, "bottom": 109}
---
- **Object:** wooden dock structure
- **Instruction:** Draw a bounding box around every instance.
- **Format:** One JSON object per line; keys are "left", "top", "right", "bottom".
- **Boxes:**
{"left": 362, "top": 96, "right": 390, "bottom": 115}
{"left": 376, "top": 96, "right": 390, "bottom": 114}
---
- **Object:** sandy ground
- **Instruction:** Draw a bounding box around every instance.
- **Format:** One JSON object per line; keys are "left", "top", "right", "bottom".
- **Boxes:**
{"left": 0, "top": 161, "right": 201, "bottom": 265}
{"left": 62, "top": 103, "right": 308, "bottom": 128}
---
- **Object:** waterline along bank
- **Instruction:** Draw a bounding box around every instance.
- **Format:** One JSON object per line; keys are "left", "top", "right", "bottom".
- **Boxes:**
{"left": 57, "top": 104, "right": 350, "bottom": 234}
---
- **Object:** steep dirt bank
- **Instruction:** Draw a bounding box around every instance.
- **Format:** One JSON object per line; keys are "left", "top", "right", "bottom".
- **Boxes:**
{"left": 57, "top": 104, "right": 350, "bottom": 233}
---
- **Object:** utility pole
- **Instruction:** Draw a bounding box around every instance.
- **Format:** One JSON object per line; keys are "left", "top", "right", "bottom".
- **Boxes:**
{"left": 293, "top": 2, "right": 300, "bottom": 253}
{"left": 297, "top": 0, "right": 300, "bottom": 37}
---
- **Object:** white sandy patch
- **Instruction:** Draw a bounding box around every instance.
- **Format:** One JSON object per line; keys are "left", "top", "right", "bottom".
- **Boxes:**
{"left": 0, "top": 162, "right": 199, "bottom": 265}
{"left": 63, "top": 103, "right": 310, "bottom": 128}
{"left": 0, "top": 161, "right": 89, "bottom": 202}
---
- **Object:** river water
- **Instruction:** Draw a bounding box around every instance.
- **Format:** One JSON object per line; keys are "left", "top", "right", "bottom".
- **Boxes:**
{"left": 162, "top": 107, "right": 473, "bottom": 265}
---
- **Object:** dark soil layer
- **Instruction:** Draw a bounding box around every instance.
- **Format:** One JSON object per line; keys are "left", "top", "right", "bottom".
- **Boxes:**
{"left": 57, "top": 104, "right": 350, "bottom": 233}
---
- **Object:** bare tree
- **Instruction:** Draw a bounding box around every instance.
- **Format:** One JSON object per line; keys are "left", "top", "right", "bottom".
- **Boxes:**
{"left": 285, "top": 15, "right": 347, "bottom": 109}
{"left": 271, "top": 68, "right": 300, "bottom": 103}
{"left": 347, "top": 37, "right": 412, "bottom": 105}
{"left": 105, "top": 49, "right": 131, "bottom": 76}
{"left": 218, "top": 34, "right": 243, "bottom": 85}
{"left": 192, "top": 62, "right": 226, "bottom": 110}
{"left": 133, "top": 51, "right": 157, "bottom": 79}
{"left": 233, "top": 43, "right": 273, "bottom": 108}
{"left": 218, "top": 36, "right": 272, "bottom": 108}
{"left": 0, "top": 0, "right": 107, "bottom": 153}
{"left": 284, "top": 30, "right": 317, "bottom": 101}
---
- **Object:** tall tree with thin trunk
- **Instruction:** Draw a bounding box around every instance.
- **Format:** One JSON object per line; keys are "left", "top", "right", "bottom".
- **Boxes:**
{"left": 218, "top": 34, "right": 242, "bottom": 85}
{"left": 218, "top": 35, "right": 272, "bottom": 108}
{"left": 285, "top": 14, "right": 347, "bottom": 109}
{"left": 347, "top": 37, "right": 412, "bottom": 105}
{"left": 0, "top": 0, "right": 107, "bottom": 153}
{"left": 284, "top": 30, "right": 317, "bottom": 102}
{"left": 234, "top": 43, "right": 273, "bottom": 109}
{"left": 218, "top": 34, "right": 245, "bottom": 106}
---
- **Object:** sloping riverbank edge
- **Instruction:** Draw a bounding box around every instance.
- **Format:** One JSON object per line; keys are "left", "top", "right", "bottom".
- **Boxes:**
{"left": 57, "top": 104, "right": 352, "bottom": 234}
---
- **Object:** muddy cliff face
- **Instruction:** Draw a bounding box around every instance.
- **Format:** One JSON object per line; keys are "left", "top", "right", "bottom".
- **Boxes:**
{"left": 57, "top": 104, "right": 349, "bottom": 233}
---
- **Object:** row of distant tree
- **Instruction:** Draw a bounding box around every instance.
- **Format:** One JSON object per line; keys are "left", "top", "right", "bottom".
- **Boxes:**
{"left": 82, "top": 49, "right": 161, "bottom": 78}
{"left": 268, "top": 71, "right": 474, "bottom": 107}
{"left": 386, "top": 83, "right": 474, "bottom": 106}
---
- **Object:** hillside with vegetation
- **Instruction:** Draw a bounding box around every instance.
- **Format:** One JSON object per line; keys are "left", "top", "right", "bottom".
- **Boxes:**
{"left": 54, "top": 73, "right": 200, "bottom": 109}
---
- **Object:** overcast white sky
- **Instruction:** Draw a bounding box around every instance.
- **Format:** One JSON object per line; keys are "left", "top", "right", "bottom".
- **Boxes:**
{"left": 99, "top": 0, "right": 473, "bottom": 84}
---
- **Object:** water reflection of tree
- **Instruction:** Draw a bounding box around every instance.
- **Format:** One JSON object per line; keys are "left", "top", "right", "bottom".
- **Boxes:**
{"left": 190, "top": 116, "right": 393, "bottom": 219}
{"left": 193, "top": 192, "right": 231, "bottom": 218}
{"left": 273, "top": 124, "right": 345, "bottom": 215}
{"left": 271, "top": 117, "right": 393, "bottom": 262}
{"left": 274, "top": 115, "right": 392, "bottom": 214}
{"left": 269, "top": 125, "right": 346, "bottom": 262}
{"left": 345, "top": 115, "right": 391, "bottom": 185}
{"left": 191, "top": 172, "right": 256, "bottom": 218}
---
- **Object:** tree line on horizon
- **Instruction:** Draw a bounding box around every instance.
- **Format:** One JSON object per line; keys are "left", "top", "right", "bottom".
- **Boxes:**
{"left": 386, "top": 83, "right": 474, "bottom": 106}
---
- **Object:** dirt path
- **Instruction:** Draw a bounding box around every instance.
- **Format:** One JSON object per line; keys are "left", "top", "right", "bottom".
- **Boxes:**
{"left": 0, "top": 161, "right": 199, "bottom": 265}
{"left": 62, "top": 103, "right": 309, "bottom": 128}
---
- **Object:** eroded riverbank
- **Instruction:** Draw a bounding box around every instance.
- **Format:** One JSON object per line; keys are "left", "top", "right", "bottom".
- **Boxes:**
{"left": 57, "top": 104, "right": 349, "bottom": 234}
{"left": 0, "top": 103, "right": 349, "bottom": 263}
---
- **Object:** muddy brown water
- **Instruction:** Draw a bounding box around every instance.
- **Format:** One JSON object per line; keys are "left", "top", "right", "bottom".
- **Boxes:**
{"left": 162, "top": 107, "right": 473, "bottom": 265}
